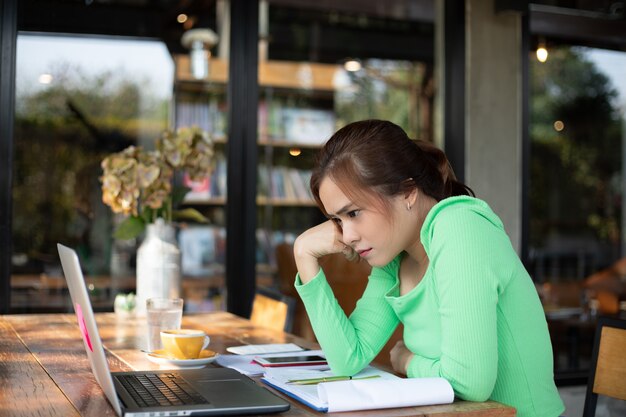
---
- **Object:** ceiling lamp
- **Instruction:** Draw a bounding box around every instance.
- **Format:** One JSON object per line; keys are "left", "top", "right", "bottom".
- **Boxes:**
{"left": 344, "top": 58, "right": 362, "bottom": 72}
{"left": 181, "top": 28, "right": 219, "bottom": 79}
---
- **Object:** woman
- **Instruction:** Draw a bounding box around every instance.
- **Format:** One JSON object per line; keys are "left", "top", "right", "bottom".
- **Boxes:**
{"left": 293, "top": 120, "right": 564, "bottom": 417}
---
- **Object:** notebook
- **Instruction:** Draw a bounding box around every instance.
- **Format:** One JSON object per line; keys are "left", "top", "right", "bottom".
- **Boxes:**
{"left": 261, "top": 367, "right": 454, "bottom": 413}
{"left": 57, "top": 243, "right": 290, "bottom": 417}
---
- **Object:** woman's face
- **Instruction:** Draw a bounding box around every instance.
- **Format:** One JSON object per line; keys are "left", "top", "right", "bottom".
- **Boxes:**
{"left": 318, "top": 177, "right": 421, "bottom": 267}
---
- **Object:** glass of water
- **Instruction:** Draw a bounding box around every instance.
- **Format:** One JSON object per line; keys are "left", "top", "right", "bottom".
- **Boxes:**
{"left": 146, "top": 297, "right": 183, "bottom": 352}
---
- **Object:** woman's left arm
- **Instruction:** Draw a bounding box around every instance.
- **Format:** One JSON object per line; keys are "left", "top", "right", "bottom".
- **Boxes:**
{"left": 406, "top": 208, "right": 515, "bottom": 401}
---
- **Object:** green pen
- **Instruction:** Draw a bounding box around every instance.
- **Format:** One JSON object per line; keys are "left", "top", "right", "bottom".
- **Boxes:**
{"left": 286, "top": 374, "right": 381, "bottom": 385}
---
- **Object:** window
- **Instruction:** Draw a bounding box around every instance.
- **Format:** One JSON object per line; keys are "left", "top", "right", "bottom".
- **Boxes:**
{"left": 11, "top": 34, "right": 173, "bottom": 312}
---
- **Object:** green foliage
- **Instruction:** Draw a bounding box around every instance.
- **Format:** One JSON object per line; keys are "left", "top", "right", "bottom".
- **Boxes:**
{"left": 335, "top": 60, "right": 427, "bottom": 139}
{"left": 113, "top": 216, "right": 146, "bottom": 240}
{"left": 173, "top": 208, "right": 210, "bottom": 224}
{"left": 530, "top": 47, "right": 622, "bottom": 247}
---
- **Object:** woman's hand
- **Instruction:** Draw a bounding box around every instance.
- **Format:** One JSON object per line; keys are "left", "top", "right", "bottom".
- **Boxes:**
{"left": 390, "top": 340, "right": 414, "bottom": 375}
{"left": 293, "top": 220, "right": 357, "bottom": 283}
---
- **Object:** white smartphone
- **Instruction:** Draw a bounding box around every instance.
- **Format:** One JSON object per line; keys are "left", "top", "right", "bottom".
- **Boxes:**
{"left": 253, "top": 354, "right": 328, "bottom": 367}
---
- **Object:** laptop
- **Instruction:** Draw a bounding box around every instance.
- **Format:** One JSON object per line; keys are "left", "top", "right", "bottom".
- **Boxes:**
{"left": 57, "top": 243, "right": 290, "bottom": 417}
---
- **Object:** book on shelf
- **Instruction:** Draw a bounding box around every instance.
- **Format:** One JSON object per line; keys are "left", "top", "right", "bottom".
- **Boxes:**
{"left": 261, "top": 366, "right": 454, "bottom": 413}
{"left": 280, "top": 167, "right": 297, "bottom": 200}
{"left": 281, "top": 107, "right": 335, "bottom": 145}
{"left": 182, "top": 152, "right": 227, "bottom": 202}
{"left": 175, "top": 96, "right": 227, "bottom": 140}
{"left": 262, "top": 166, "right": 313, "bottom": 202}
{"left": 178, "top": 226, "right": 226, "bottom": 277}
{"left": 255, "top": 229, "right": 298, "bottom": 267}
{"left": 288, "top": 168, "right": 311, "bottom": 200}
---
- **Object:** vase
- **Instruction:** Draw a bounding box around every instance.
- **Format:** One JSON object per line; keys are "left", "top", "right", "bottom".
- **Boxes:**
{"left": 135, "top": 218, "right": 182, "bottom": 316}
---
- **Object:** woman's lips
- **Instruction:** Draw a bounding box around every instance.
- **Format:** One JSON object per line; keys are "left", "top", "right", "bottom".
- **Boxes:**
{"left": 358, "top": 248, "right": 372, "bottom": 257}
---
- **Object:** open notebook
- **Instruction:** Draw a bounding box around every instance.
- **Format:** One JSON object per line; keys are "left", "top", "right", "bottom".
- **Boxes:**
{"left": 261, "top": 366, "right": 454, "bottom": 413}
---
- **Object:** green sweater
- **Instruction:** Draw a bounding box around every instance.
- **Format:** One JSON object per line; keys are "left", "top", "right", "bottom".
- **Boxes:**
{"left": 295, "top": 196, "right": 564, "bottom": 417}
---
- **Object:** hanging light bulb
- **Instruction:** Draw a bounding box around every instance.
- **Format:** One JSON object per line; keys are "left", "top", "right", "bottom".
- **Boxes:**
{"left": 553, "top": 120, "right": 564, "bottom": 132}
{"left": 536, "top": 38, "right": 548, "bottom": 63}
{"left": 344, "top": 58, "right": 362, "bottom": 72}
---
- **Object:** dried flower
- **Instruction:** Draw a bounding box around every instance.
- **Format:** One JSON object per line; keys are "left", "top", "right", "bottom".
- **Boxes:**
{"left": 101, "top": 126, "right": 214, "bottom": 239}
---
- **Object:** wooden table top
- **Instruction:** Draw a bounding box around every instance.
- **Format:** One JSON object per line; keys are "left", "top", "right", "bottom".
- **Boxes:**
{"left": 0, "top": 312, "right": 516, "bottom": 417}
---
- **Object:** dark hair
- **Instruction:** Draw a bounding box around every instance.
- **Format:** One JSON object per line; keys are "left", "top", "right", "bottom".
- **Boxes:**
{"left": 310, "top": 120, "right": 474, "bottom": 215}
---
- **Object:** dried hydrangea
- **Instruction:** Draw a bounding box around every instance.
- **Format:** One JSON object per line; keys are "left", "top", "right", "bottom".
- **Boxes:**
{"left": 100, "top": 127, "right": 214, "bottom": 238}
{"left": 101, "top": 146, "right": 142, "bottom": 215}
{"left": 157, "top": 126, "right": 215, "bottom": 180}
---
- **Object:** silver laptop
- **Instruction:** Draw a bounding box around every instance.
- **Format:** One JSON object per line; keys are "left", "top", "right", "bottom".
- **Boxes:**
{"left": 57, "top": 243, "right": 290, "bottom": 417}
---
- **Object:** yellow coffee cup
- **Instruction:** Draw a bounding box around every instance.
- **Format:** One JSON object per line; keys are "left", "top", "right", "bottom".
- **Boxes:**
{"left": 160, "top": 329, "right": 210, "bottom": 360}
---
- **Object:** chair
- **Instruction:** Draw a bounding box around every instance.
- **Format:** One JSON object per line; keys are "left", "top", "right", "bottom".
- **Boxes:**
{"left": 584, "top": 257, "right": 626, "bottom": 315}
{"left": 582, "top": 316, "right": 626, "bottom": 417}
{"left": 250, "top": 287, "right": 296, "bottom": 333}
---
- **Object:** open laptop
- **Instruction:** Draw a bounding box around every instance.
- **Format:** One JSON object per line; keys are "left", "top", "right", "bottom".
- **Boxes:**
{"left": 57, "top": 243, "right": 290, "bottom": 417}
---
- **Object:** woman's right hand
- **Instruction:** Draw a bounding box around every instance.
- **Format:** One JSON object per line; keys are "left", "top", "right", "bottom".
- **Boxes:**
{"left": 293, "top": 220, "right": 358, "bottom": 283}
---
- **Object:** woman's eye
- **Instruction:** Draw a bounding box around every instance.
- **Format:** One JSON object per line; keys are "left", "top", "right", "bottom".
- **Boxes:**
{"left": 332, "top": 217, "right": 343, "bottom": 227}
{"left": 347, "top": 210, "right": 360, "bottom": 218}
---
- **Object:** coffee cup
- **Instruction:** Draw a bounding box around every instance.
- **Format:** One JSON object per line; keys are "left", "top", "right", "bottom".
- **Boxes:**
{"left": 160, "top": 329, "right": 210, "bottom": 360}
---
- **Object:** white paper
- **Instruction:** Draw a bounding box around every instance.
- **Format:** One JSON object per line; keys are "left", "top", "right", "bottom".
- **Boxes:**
{"left": 318, "top": 377, "right": 454, "bottom": 412}
{"left": 215, "top": 354, "right": 266, "bottom": 376}
{"left": 226, "top": 343, "right": 304, "bottom": 355}
{"left": 216, "top": 350, "right": 329, "bottom": 376}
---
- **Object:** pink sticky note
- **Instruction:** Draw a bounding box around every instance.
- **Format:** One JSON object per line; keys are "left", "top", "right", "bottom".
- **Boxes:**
{"left": 75, "top": 303, "right": 94, "bottom": 352}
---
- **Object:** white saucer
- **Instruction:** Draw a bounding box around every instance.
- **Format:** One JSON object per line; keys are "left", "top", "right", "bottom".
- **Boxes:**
{"left": 146, "top": 350, "right": 219, "bottom": 369}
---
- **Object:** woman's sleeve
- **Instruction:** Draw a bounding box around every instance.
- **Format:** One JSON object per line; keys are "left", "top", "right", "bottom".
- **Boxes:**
{"left": 406, "top": 209, "right": 513, "bottom": 401}
{"left": 295, "top": 265, "right": 399, "bottom": 376}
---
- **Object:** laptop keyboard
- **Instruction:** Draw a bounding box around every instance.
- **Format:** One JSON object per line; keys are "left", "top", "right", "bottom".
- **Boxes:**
{"left": 117, "top": 373, "right": 210, "bottom": 407}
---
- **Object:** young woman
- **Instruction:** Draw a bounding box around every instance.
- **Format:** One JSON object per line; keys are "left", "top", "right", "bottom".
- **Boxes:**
{"left": 293, "top": 120, "right": 564, "bottom": 417}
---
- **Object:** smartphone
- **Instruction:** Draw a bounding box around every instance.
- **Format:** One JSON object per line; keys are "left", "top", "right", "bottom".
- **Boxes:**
{"left": 253, "top": 354, "right": 328, "bottom": 367}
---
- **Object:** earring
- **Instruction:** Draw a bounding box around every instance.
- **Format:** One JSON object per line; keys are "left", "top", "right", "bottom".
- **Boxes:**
{"left": 406, "top": 203, "right": 412, "bottom": 211}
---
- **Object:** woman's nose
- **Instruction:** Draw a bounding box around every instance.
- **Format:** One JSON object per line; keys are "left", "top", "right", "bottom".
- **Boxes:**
{"left": 342, "top": 224, "right": 359, "bottom": 245}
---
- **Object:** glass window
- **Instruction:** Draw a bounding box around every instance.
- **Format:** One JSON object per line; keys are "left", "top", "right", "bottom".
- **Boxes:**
{"left": 529, "top": 43, "right": 625, "bottom": 381}
{"left": 11, "top": 34, "right": 174, "bottom": 312}
{"left": 530, "top": 45, "right": 624, "bottom": 282}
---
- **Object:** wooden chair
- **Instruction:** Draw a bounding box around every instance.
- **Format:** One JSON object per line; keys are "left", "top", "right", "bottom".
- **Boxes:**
{"left": 250, "top": 286, "right": 296, "bottom": 333}
{"left": 582, "top": 316, "right": 626, "bottom": 417}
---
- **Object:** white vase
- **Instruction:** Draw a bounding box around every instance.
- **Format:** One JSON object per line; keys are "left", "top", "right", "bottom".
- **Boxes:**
{"left": 135, "top": 218, "right": 182, "bottom": 316}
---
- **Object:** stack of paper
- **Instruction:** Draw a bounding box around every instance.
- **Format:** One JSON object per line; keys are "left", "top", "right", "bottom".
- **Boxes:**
{"left": 216, "top": 349, "right": 329, "bottom": 376}
{"left": 226, "top": 343, "right": 304, "bottom": 355}
{"left": 261, "top": 367, "right": 454, "bottom": 412}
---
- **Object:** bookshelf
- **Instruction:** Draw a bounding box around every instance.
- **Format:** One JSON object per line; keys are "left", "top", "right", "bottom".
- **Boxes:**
{"left": 173, "top": 55, "right": 337, "bottom": 285}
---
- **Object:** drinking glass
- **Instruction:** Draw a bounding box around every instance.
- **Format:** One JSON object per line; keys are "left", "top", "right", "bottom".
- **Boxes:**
{"left": 146, "top": 297, "right": 183, "bottom": 352}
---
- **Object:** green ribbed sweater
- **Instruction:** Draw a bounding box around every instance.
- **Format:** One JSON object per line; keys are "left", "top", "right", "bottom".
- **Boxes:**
{"left": 295, "top": 196, "right": 564, "bottom": 417}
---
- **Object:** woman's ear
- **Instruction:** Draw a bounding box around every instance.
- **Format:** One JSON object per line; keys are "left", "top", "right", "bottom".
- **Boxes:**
{"left": 404, "top": 185, "right": 419, "bottom": 209}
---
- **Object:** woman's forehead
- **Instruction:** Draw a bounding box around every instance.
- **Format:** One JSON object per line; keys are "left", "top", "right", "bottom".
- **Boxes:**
{"left": 319, "top": 176, "right": 386, "bottom": 215}
{"left": 319, "top": 177, "right": 352, "bottom": 215}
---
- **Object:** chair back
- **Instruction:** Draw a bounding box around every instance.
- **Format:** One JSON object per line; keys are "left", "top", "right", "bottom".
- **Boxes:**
{"left": 582, "top": 316, "right": 626, "bottom": 417}
{"left": 250, "top": 287, "right": 296, "bottom": 333}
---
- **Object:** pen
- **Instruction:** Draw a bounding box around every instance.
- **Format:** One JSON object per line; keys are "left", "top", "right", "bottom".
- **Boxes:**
{"left": 286, "top": 374, "right": 381, "bottom": 385}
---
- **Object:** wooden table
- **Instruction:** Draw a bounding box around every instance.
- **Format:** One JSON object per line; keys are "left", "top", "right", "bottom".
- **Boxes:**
{"left": 0, "top": 312, "right": 516, "bottom": 417}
